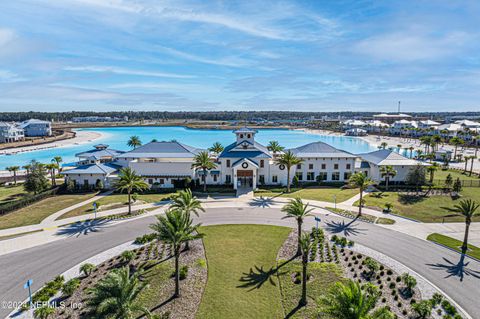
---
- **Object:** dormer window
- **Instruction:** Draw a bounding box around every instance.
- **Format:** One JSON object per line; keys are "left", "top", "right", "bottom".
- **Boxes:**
{"left": 247, "top": 134, "right": 251, "bottom": 138}
{"left": 240, "top": 134, "right": 244, "bottom": 138}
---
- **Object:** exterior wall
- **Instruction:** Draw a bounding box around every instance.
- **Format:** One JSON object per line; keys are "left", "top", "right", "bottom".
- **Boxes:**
{"left": 292, "top": 157, "right": 357, "bottom": 183}
{"left": 23, "top": 123, "right": 52, "bottom": 137}
{"left": 64, "top": 173, "right": 107, "bottom": 188}
{"left": 0, "top": 126, "right": 24, "bottom": 143}
{"left": 367, "top": 164, "right": 414, "bottom": 183}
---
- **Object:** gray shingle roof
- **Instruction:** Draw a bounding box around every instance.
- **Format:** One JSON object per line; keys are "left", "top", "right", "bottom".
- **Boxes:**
{"left": 75, "top": 148, "right": 125, "bottom": 159}
{"left": 218, "top": 141, "right": 271, "bottom": 158}
{"left": 62, "top": 163, "right": 120, "bottom": 175}
{"left": 288, "top": 141, "right": 357, "bottom": 158}
{"left": 121, "top": 141, "right": 204, "bottom": 158}
{"left": 359, "top": 149, "right": 419, "bottom": 166}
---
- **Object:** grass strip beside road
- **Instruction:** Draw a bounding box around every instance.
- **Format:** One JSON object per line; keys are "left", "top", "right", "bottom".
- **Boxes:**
{"left": 427, "top": 233, "right": 480, "bottom": 260}
{"left": 0, "top": 193, "right": 97, "bottom": 230}
{"left": 197, "top": 224, "right": 290, "bottom": 319}
{"left": 255, "top": 186, "right": 358, "bottom": 203}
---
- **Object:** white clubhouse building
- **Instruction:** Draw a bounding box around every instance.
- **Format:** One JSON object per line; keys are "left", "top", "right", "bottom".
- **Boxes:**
{"left": 63, "top": 128, "right": 422, "bottom": 191}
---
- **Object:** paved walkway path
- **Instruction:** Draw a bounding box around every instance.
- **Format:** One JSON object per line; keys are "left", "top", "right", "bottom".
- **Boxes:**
{"left": 1, "top": 206, "right": 478, "bottom": 319}
{"left": 1, "top": 192, "right": 479, "bottom": 255}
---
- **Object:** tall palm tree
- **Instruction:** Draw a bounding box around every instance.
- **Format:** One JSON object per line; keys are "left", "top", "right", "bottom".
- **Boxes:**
{"left": 45, "top": 163, "right": 58, "bottom": 186}
{"left": 150, "top": 209, "right": 203, "bottom": 297}
{"left": 452, "top": 199, "right": 480, "bottom": 253}
{"left": 6, "top": 166, "right": 20, "bottom": 185}
{"left": 22, "top": 164, "right": 32, "bottom": 175}
{"left": 450, "top": 136, "right": 464, "bottom": 160}
{"left": 427, "top": 162, "right": 439, "bottom": 183}
{"left": 408, "top": 146, "right": 415, "bottom": 159}
{"left": 114, "top": 167, "right": 149, "bottom": 214}
{"left": 192, "top": 151, "right": 216, "bottom": 192}
{"left": 380, "top": 142, "right": 388, "bottom": 149}
{"left": 52, "top": 156, "right": 63, "bottom": 172}
{"left": 469, "top": 155, "right": 477, "bottom": 176}
{"left": 379, "top": 165, "right": 396, "bottom": 191}
{"left": 349, "top": 172, "right": 374, "bottom": 217}
{"left": 87, "top": 266, "right": 149, "bottom": 319}
{"left": 281, "top": 198, "right": 313, "bottom": 255}
{"left": 275, "top": 150, "right": 303, "bottom": 193}
{"left": 267, "top": 141, "right": 285, "bottom": 155}
{"left": 127, "top": 135, "right": 142, "bottom": 149}
{"left": 170, "top": 189, "right": 205, "bottom": 216}
{"left": 208, "top": 142, "right": 224, "bottom": 154}
{"left": 321, "top": 280, "right": 394, "bottom": 319}
{"left": 299, "top": 232, "right": 313, "bottom": 306}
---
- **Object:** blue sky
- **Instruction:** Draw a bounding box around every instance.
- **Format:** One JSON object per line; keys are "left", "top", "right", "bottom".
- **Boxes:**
{"left": 0, "top": 0, "right": 479, "bottom": 112}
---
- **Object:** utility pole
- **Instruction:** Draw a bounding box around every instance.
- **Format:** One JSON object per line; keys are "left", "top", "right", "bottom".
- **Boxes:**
{"left": 398, "top": 101, "right": 401, "bottom": 114}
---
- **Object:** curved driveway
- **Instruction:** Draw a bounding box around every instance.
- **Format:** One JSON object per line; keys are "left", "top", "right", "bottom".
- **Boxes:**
{"left": 1, "top": 206, "right": 479, "bottom": 318}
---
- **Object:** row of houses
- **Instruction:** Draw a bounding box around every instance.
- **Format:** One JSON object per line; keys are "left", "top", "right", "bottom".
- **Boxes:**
{"left": 63, "top": 128, "right": 423, "bottom": 191}
{"left": 342, "top": 117, "right": 480, "bottom": 139}
{"left": 0, "top": 119, "right": 52, "bottom": 143}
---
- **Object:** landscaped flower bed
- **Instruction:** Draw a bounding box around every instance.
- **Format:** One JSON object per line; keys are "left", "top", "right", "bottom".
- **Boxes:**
{"left": 36, "top": 238, "right": 207, "bottom": 319}
{"left": 277, "top": 228, "right": 464, "bottom": 319}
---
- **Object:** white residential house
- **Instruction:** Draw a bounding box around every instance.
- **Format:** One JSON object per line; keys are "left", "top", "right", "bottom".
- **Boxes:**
{"left": 357, "top": 149, "right": 422, "bottom": 183}
{"left": 0, "top": 122, "right": 25, "bottom": 143}
{"left": 345, "top": 128, "right": 367, "bottom": 136}
{"left": 418, "top": 120, "right": 441, "bottom": 130}
{"left": 20, "top": 119, "right": 52, "bottom": 137}
{"left": 389, "top": 120, "right": 418, "bottom": 136}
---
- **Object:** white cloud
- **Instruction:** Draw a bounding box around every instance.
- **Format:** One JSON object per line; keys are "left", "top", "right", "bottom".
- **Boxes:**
{"left": 354, "top": 31, "right": 471, "bottom": 62}
{"left": 0, "top": 28, "right": 16, "bottom": 47}
{"left": 63, "top": 65, "right": 195, "bottom": 78}
{"left": 0, "top": 69, "right": 23, "bottom": 83}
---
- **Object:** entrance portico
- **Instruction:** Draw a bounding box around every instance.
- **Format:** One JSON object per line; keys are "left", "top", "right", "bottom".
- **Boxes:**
{"left": 232, "top": 158, "right": 258, "bottom": 190}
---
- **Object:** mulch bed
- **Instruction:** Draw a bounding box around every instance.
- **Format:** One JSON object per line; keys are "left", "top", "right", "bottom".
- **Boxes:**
{"left": 52, "top": 238, "right": 207, "bottom": 319}
{"left": 277, "top": 228, "right": 422, "bottom": 319}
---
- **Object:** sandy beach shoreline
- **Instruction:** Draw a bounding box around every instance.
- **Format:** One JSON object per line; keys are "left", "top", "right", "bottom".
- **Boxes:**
{"left": 0, "top": 130, "right": 104, "bottom": 156}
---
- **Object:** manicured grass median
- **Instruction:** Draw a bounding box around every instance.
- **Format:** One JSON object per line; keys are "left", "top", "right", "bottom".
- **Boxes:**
{"left": 197, "top": 224, "right": 290, "bottom": 319}
{"left": 0, "top": 184, "right": 27, "bottom": 204}
{"left": 255, "top": 186, "right": 358, "bottom": 203}
{"left": 358, "top": 188, "right": 480, "bottom": 223}
{"left": 59, "top": 193, "right": 172, "bottom": 219}
{"left": 0, "top": 193, "right": 97, "bottom": 229}
{"left": 427, "top": 233, "right": 480, "bottom": 260}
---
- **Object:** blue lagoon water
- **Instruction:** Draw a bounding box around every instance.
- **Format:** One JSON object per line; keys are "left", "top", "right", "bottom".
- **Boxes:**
{"left": 0, "top": 126, "right": 377, "bottom": 169}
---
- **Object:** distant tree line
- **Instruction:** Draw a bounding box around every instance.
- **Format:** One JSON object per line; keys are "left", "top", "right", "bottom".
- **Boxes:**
{"left": 0, "top": 111, "right": 479, "bottom": 122}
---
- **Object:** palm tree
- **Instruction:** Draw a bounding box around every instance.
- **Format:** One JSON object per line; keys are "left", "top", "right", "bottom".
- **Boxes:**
{"left": 34, "top": 305, "right": 55, "bottom": 319}
{"left": 380, "top": 142, "right": 388, "bottom": 149}
{"left": 452, "top": 199, "right": 480, "bottom": 253}
{"left": 170, "top": 189, "right": 205, "bottom": 216}
{"left": 379, "top": 165, "right": 396, "bottom": 191}
{"left": 22, "top": 164, "right": 32, "bottom": 175}
{"left": 299, "top": 232, "right": 313, "bottom": 306}
{"left": 114, "top": 167, "right": 149, "bottom": 214}
{"left": 321, "top": 280, "right": 394, "bottom": 319}
{"left": 52, "top": 156, "right": 63, "bottom": 172}
{"left": 150, "top": 209, "right": 203, "bottom": 297}
{"left": 427, "top": 162, "right": 439, "bottom": 184}
{"left": 469, "top": 155, "right": 477, "bottom": 176}
{"left": 408, "top": 146, "right": 415, "bottom": 158}
{"left": 281, "top": 198, "right": 313, "bottom": 255}
{"left": 450, "top": 136, "right": 464, "bottom": 160}
{"left": 45, "top": 163, "right": 58, "bottom": 186}
{"left": 267, "top": 141, "right": 285, "bottom": 155}
{"left": 127, "top": 135, "right": 142, "bottom": 149}
{"left": 6, "top": 166, "right": 20, "bottom": 185}
{"left": 349, "top": 172, "right": 374, "bottom": 217}
{"left": 192, "top": 151, "right": 216, "bottom": 192}
{"left": 80, "top": 263, "right": 96, "bottom": 277}
{"left": 208, "top": 142, "right": 224, "bottom": 154}
{"left": 275, "top": 150, "right": 303, "bottom": 192}
{"left": 87, "top": 266, "right": 149, "bottom": 319}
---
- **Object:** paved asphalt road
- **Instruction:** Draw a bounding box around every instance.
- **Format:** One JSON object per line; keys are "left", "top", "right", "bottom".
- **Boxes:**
{"left": 1, "top": 206, "right": 479, "bottom": 318}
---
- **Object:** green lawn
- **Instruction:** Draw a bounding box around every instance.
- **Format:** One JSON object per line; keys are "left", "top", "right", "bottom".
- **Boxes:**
{"left": 0, "top": 184, "right": 28, "bottom": 204}
{"left": 277, "top": 261, "right": 344, "bottom": 318}
{"left": 58, "top": 193, "right": 172, "bottom": 219}
{"left": 358, "top": 188, "right": 480, "bottom": 223}
{"left": 0, "top": 193, "right": 97, "bottom": 229}
{"left": 435, "top": 169, "right": 480, "bottom": 181}
{"left": 255, "top": 186, "right": 358, "bottom": 203}
{"left": 197, "top": 225, "right": 290, "bottom": 319}
{"left": 427, "top": 233, "right": 480, "bottom": 260}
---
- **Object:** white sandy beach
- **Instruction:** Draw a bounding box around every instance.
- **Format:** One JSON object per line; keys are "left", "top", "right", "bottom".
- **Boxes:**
{"left": 0, "top": 130, "right": 103, "bottom": 156}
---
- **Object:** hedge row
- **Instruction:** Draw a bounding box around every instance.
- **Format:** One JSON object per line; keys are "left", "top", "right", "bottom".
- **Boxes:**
{"left": 0, "top": 187, "right": 60, "bottom": 216}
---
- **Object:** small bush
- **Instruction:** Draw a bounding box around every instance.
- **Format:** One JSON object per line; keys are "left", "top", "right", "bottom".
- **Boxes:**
{"left": 179, "top": 265, "right": 188, "bottom": 280}
{"left": 62, "top": 278, "right": 81, "bottom": 296}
